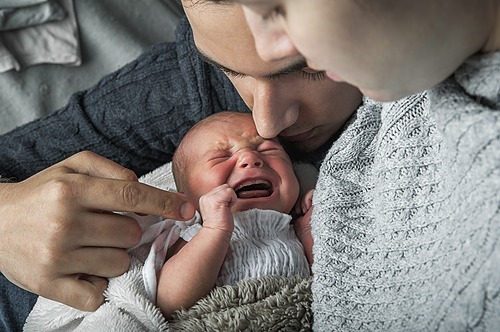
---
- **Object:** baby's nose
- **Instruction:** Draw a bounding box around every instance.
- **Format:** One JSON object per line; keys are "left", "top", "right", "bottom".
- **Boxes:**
{"left": 238, "top": 151, "right": 263, "bottom": 168}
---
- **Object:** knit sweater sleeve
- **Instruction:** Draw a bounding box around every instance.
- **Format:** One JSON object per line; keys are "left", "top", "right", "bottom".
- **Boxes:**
{"left": 311, "top": 52, "right": 500, "bottom": 332}
{"left": 0, "top": 17, "right": 247, "bottom": 181}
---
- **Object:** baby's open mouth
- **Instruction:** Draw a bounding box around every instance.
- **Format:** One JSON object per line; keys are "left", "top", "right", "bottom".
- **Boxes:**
{"left": 234, "top": 180, "right": 273, "bottom": 199}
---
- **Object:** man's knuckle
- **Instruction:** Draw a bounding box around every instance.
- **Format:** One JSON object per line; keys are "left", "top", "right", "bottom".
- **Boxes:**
{"left": 121, "top": 182, "right": 141, "bottom": 208}
{"left": 120, "top": 168, "right": 137, "bottom": 181}
{"left": 162, "top": 194, "right": 175, "bottom": 216}
{"left": 113, "top": 251, "right": 131, "bottom": 275}
{"left": 74, "top": 150, "right": 94, "bottom": 161}
{"left": 81, "top": 292, "right": 104, "bottom": 311}
{"left": 45, "top": 178, "right": 74, "bottom": 202}
{"left": 38, "top": 241, "right": 64, "bottom": 269}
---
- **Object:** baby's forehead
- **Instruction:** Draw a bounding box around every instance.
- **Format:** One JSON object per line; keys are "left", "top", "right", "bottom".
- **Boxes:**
{"left": 211, "top": 134, "right": 264, "bottom": 150}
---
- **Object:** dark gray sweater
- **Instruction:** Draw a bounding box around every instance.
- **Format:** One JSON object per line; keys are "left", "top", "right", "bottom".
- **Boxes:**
{"left": 0, "top": 17, "right": 248, "bottom": 331}
{"left": 0, "top": 17, "right": 248, "bottom": 181}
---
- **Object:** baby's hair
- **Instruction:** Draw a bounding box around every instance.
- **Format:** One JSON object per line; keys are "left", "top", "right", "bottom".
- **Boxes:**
{"left": 172, "top": 111, "right": 252, "bottom": 192}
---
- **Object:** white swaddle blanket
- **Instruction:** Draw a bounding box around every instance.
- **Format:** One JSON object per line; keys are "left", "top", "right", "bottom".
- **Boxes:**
{"left": 24, "top": 162, "right": 310, "bottom": 331}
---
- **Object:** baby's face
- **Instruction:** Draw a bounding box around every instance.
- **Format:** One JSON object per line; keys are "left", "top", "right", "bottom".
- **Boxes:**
{"left": 183, "top": 113, "right": 299, "bottom": 214}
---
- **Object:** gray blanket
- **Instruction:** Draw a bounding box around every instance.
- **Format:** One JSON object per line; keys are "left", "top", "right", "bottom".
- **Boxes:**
{"left": 25, "top": 257, "right": 312, "bottom": 331}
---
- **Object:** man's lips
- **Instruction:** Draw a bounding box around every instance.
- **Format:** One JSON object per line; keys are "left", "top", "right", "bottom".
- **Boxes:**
{"left": 279, "top": 129, "right": 315, "bottom": 142}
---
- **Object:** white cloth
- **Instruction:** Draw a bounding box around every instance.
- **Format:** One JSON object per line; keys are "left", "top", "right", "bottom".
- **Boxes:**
{"left": 24, "top": 162, "right": 311, "bottom": 331}
{"left": 181, "top": 209, "right": 311, "bottom": 287}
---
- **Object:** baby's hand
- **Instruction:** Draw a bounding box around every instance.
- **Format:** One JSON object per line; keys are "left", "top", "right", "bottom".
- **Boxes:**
{"left": 295, "top": 189, "right": 314, "bottom": 216}
{"left": 198, "top": 184, "right": 237, "bottom": 234}
{"left": 293, "top": 189, "right": 314, "bottom": 265}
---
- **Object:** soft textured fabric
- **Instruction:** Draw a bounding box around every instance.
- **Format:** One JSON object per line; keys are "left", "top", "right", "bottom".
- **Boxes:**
{"left": 24, "top": 164, "right": 311, "bottom": 331}
{"left": 0, "top": 0, "right": 80, "bottom": 73}
{"left": 311, "top": 51, "right": 500, "bottom": 331}
{"left": 25, "top": 258, "right": 312, "bottom": 332}
{"left": 170, "top": 275, "right": 312, "bottom": 332}
{"left": 0, "top": 0, "right": 47, "bottom": 7}
{"left": 0, "top": 0, "right": 182, "bottom": 135}
{"left": 0, "top": 16, "right": 247, "bottom": 179}
{"left": 0, "top": 0, "right": 66, "bottom": 31}
{"left": 180, "top": 209, "right": 310, "bottom": 287}
{"left": 24, "top": 257, "right": 169, "bottom": 332}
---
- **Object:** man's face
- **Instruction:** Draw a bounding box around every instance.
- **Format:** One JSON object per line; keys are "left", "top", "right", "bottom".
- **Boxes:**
{"left": 183, "top": 2, "right": 361, "bottom": 156}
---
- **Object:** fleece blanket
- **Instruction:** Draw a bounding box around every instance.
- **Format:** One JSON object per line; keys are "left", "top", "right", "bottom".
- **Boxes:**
{"left": 24, "top": 163, "right": 313, "bottom": 331}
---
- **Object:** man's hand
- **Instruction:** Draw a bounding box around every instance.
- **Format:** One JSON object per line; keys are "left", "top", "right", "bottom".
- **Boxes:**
{"left": 0, "top": 151, "right": 195, "bottom": 311}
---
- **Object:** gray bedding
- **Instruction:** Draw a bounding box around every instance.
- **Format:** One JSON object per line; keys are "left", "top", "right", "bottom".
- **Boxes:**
{"left": 0, "top": 0, "right": 182, "bottom": 134}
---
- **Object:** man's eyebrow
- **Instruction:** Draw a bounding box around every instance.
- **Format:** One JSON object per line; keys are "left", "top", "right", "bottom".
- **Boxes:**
{"left": 196, "top": 48, "right": 307, "bottom": 79}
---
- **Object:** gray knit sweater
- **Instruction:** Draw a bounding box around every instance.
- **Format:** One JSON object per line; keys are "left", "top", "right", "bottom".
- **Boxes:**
{"left": 311, "top": 52, "right": 500, "bottom": 331}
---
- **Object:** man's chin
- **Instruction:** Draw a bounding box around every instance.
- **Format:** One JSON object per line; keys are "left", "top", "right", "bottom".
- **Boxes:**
{"left": 279, "top": 140, "right": 309, "bottom": 159}
{"left": 280, "top": 134, "right": 338, "bottom": 163}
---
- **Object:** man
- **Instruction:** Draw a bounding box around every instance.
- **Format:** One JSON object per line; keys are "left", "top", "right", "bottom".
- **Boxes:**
{"left": 0, "top": 3, "right": 362, "bottom": 330}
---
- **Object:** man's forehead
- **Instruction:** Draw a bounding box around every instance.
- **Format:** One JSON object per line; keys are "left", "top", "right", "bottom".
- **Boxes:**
{"left": 184, "top": 0, "right": 306, "bottom": 78}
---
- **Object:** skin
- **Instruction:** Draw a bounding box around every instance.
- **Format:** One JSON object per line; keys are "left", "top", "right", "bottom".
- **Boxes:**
{"left": 183, "top": 1, "right": 361, "bottom": 153}
{"left": 228, "top": 0, "right": 500, "bottom": 101}
{"left": 0, "top": 151, "right": 196, "bottom": 311}
{"left": 0, "top": 2, "right": 360, "bottom": 312}
{"left": 157, "top": 112, "right": 312, "bottom": 318}
{"left": 179, "top": 113, "right": 300, "bottom": 214}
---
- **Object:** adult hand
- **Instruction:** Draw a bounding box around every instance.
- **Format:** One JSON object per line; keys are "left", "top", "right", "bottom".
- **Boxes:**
{"left": 0, "top": 151, "right": 195, "bottom": 311}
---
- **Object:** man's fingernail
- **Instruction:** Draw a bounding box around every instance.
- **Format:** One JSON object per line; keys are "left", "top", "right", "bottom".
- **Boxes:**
{"left": 180, "top": 202, "right": 196, "bottom": 219}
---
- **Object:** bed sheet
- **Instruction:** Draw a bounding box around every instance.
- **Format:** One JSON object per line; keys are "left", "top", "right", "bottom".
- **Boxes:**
{"left": 0, "top": 0, "right": 182, "bottom": 134}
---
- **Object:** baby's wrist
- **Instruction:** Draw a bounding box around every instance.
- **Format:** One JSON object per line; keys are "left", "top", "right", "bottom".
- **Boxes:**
{"left": 201, "top": 224, "right": 233, "bottom": 238}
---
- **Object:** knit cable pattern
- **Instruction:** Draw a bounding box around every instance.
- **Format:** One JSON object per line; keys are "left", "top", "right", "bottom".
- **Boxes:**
{"left": 311, "top": 52, "right": 500, "bottom": 331}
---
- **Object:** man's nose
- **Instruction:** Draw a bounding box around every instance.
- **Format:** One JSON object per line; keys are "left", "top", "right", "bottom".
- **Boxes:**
{"left": 252, "top": 81, "right": 299, "bottom": 139}
{"left": 237, "top": 151, "right": 264, "bottom": 168}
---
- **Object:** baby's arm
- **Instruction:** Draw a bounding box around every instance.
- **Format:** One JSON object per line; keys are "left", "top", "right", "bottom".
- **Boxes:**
{"left": 156, "top": 184, "right": 236, "bottom": 318}
{"left": 293, "top": 189, "right": 314, "bottom": 265}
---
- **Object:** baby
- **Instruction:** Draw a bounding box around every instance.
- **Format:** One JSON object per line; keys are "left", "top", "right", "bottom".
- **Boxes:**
{"left": 157, "top": 111, "right": 314, "bottom": 318}
{"left": 23, "top": 111, "right": 316, "bottom": 331}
